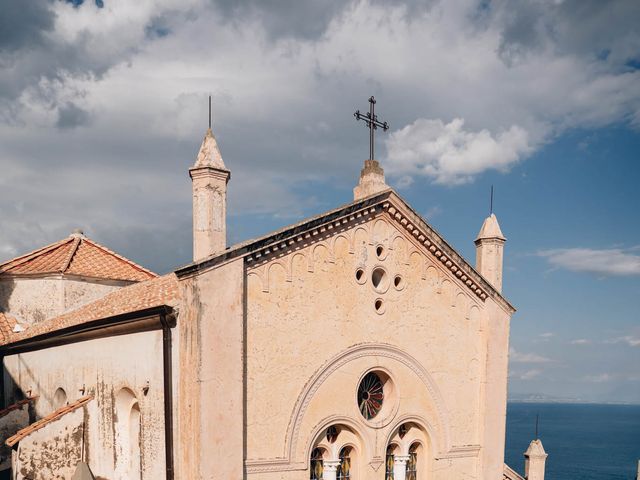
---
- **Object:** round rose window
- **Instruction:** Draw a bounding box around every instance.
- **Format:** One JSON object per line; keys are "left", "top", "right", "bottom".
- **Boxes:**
{"left": 357, "top": 372, "right": 384, "bottom": 419}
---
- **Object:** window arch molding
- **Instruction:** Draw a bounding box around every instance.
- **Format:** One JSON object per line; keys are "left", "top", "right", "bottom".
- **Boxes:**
{"left": 384, "top": 415, "right": 437, "bottom": 456}
{"left": 305, "top": 416, "right": 371, "bottom": 464}
{"left": 288, "top": 343, "right": 451, "bottom": 465}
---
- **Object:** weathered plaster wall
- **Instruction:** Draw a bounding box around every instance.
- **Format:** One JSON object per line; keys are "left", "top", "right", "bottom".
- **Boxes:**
{"left": 13, "top": 406, "right": 85, "bottom": 480}
{"left": 0, "top": 403, "right": 32, "bottom": 471}
{"left": 3, "top": 331, "right": 166, "bottom": 479}
{"left": 176, "top": 258, "right": 244, "bottom": 480}
{"left": 244, "top": 212, "right": 512, "bottom": 480}
{"left": 0, "top": 277, "right": 128, "bottom": 325}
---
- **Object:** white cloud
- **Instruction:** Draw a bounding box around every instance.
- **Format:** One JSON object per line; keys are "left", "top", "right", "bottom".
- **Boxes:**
{"left": 583, "top": 373, "right": 612, "bottom": 383}
{"left": 2, "top": 0, "right": 640, "bottom": 268}
{"left": 570, "top": 339, "right": 592, "bottom": 345}
{"left": 539, "top": 332, "right": 555, "bottom": 338}
{"left": 520, "top": 369, "right": 542, "bottom": 380}
{"left": 385, "top": 118, "right": 533, "bottom": 185}
{"left": 605, "top": 336, "right": 640, "bottom": 347}
{"left": 538, "top": 248, "right": 640, "bottom": 277}
{"left": 510, "top": 347, "right": 552, "bottom": 364}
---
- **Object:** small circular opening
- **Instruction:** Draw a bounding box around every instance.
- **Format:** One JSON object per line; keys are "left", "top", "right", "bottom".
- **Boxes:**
{"left": 376, "top": 245, "right": 385, "bottom": 258}
{"left": 355, "top": 269, "right": 364, "bottom": 281}
{"left": 371, "top": 267, "right": 389, "bottom": 292}
{"left": 394, "top": 275, "right": 404, "bottom": 289}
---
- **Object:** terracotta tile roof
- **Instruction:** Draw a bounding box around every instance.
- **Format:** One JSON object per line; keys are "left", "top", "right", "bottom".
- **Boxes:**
{"left": 0, "top": 233, "right": 157, "bottom": 282}
{"left": 6, "top": 395, "right": 93, "bottom": 447}
{"left": 3, "top": 274, "right": 179, "bottom": 345}
{"left": 0, "top": 312, "right": 19, "bottom": 343}
{"left": 0, "top": 396, "right": 37, "bottom": 419}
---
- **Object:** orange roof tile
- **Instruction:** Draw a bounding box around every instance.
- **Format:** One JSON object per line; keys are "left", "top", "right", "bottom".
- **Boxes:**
{"left": 0, "top": 312, "right": 19, "bottom": 343}
{"left": 3, "top": 274, "right": 179, "bottom": 345}
{"left": 6, "top": 395, "right": 93, "bottom": 447}
{"left": 0, "top": 396, "right": 37, "bottom": 419}
{"left": 0, "top": 233, "right": 157, "bottom": 282}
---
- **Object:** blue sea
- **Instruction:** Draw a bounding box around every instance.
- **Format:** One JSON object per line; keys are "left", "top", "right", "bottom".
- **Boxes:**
{"left": 506, "top": 403, "right": 640, "bottom": 480}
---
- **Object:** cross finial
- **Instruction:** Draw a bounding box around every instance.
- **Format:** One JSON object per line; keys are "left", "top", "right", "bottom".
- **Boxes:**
{"left": 208, "top": 95, "right": 212, "bottom": 129}
{"left": 354, "top": 96, "right": 390, "bottom": 161}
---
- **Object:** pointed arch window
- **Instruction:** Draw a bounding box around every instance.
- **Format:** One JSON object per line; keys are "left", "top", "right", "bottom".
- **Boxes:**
{"left": 310, "top": 448, "right": 324, "bottom": 480}
{"left": 406, "top": 443, "right": 419, "bottom": 480}
{"left": 385, "top": 445, "right": 395, "bottom": 480}
{"left": 337, "top": 447, "right": 351, "bottom": 480}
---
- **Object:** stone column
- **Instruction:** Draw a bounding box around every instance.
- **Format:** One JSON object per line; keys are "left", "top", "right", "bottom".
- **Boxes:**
{"left": 524, "top": 439, "right": 548, "bottom": 480}
{"left": 324, "top": 460, "right": 341, "bottom": 480}
{"left": 393, "top": 455, "right": 411, "bottom": 480}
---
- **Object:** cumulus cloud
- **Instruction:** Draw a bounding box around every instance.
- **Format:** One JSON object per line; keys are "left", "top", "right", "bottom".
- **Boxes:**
{"left": 1, "top": 0, "right": 640, "bottom": 270}
{"left": 538, "top": 247, "right": 640, "bottom": 277}
{"left": 509, "top": 347, "right": 552, "bottom": 364}
{"left": 385, "top": 118, "right": 533, "bottom": 185}
{"left": 570, "top": 339, "right": 592, "bottom": 345}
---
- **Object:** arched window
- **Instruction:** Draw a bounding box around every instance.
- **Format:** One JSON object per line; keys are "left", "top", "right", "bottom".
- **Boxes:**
{"left": 310, "top": 448, "right": 324, "bottom": 480}
{"left": 115, "top": 388, "right": 142, "bottom": 479}
{"left": 337, "top": 447, "right": 351, "bottom": 480}
{"left": 385, "top": 445, "right": 395, "bottom": 480}
{"left": 406, "top": 443, "right": 419, "bottom": 480}
{"left": 53, "top": 388, "right": 67, "bottom": 408}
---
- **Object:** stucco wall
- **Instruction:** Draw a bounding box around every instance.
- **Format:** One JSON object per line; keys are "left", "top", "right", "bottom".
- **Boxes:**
{"left": 244, "top": 213, "right": 512, "bottom": 480}
{"left": 176, "top": 258, "right": 244, "bottom": 480}
{"left": 3, "top": 330, "right": 166, "bottom": 479}
{"left": 0, "top": 403, "right": 32, "bottom": 471}
{"left": 0, "top": 276, "right": 128, "bottom": 325}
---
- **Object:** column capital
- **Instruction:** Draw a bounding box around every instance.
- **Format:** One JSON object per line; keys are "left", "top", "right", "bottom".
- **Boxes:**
{"left": 324, "top": 460, "right": 341, "bottom": 472}
{"left": 394, "top": 455, "right": 411, "bottom": 465}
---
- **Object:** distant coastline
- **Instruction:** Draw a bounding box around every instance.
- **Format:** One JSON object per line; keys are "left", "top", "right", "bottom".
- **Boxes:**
{"left": 508, "top": 395, "right": 640, "bottom": 406}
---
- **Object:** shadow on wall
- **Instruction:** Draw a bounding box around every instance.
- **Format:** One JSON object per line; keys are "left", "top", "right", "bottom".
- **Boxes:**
{"left": 0, "top": 278, "right": 16, "bottom": 315}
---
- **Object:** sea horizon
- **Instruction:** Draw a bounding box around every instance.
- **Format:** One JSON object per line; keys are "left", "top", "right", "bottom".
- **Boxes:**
{"left": 506, "top": 402, "right": 640, "bottom": 480}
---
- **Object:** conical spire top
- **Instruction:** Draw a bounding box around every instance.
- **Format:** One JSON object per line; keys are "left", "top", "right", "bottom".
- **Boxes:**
{"left": 193, "top": 127, "right": 227, "bottom": 170}
{"left": 475, "top": 213, "right": 506, "bottom": 242}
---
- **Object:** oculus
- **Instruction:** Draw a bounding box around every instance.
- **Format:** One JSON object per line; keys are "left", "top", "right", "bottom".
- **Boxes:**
{"left": 357, "top": 372, "right": 384, "bottom": 420}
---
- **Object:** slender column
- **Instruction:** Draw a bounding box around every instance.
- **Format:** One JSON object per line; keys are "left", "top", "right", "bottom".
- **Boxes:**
{"left": 393, "top": 455, "right": 411, "bottom": 480}
{"left": 324, "top": 460, "right": 341, "bottom": 480}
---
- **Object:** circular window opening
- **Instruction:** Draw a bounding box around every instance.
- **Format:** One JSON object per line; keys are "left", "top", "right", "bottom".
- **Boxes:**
{"left": 393, "top": 275, "right": 404, "bottom": 290}
{"left": 376, "top": 245, "right": 385, "bottom": 259}
{"left": 355, "top": 268, "right": 366, "bottom": 284}
{"left": 374, "top": 298, "right": 385, "bottom": 314}
{"left": 371, "top": 267, "right": 389, "bottom": 292}
{"left": 357, "top": 372, "right": 384, "bottom": 420}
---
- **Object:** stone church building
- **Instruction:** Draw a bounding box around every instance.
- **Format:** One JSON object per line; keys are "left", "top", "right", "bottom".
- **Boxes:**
{"left": 0, "top": 121, "right": 547, "bottom": 479}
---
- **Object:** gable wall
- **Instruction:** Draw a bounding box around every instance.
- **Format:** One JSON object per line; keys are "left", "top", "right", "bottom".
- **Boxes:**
{"left": 243, "top": 211, "right": 510, "bottom": 479}
{"left": 0, "top": 277, "right": 128, "bottom": 325}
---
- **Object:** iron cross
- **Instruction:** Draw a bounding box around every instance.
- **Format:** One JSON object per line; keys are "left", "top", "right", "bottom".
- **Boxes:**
{"left": 354, "top": 96, "right": 389, "bottom": 160}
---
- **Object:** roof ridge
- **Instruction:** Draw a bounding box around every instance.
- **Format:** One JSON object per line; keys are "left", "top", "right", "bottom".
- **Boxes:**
{"left": 0, "top": 238, "right": 74, "bottom": 274}
{"left": 81, "top": 238, "right": 158, "bottom": 278}
{"left": 61, "top": 237, "right": 82, "bottom": 273}
{"left": 6, "top": 395, "right": 93, "bottom": 447}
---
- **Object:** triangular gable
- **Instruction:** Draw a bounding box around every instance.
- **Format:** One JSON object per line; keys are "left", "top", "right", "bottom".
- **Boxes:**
{"left": 175, "top": 190, "right": 515, "bottom": 314}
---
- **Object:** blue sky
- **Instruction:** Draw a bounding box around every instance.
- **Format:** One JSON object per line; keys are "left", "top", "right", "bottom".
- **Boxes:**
{"left": 0, "top": 0, "right": 638, "bottom": 402}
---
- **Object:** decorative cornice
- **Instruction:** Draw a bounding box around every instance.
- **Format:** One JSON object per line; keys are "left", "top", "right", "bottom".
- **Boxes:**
{"left": 174, "top": 189, "right": 516, "bottom": 314}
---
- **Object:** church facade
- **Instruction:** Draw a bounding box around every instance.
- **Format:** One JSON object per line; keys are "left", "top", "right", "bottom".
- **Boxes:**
{"left": 0, "top": 122, "right": 546, "bottom": 480}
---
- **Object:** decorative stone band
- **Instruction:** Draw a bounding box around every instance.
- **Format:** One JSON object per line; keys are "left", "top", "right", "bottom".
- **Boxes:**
{"left": 245, "top": 200, "right": 490, "bottom": 303}
{"left": 383, "top": 202, "right": 488, "bottom": 301}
